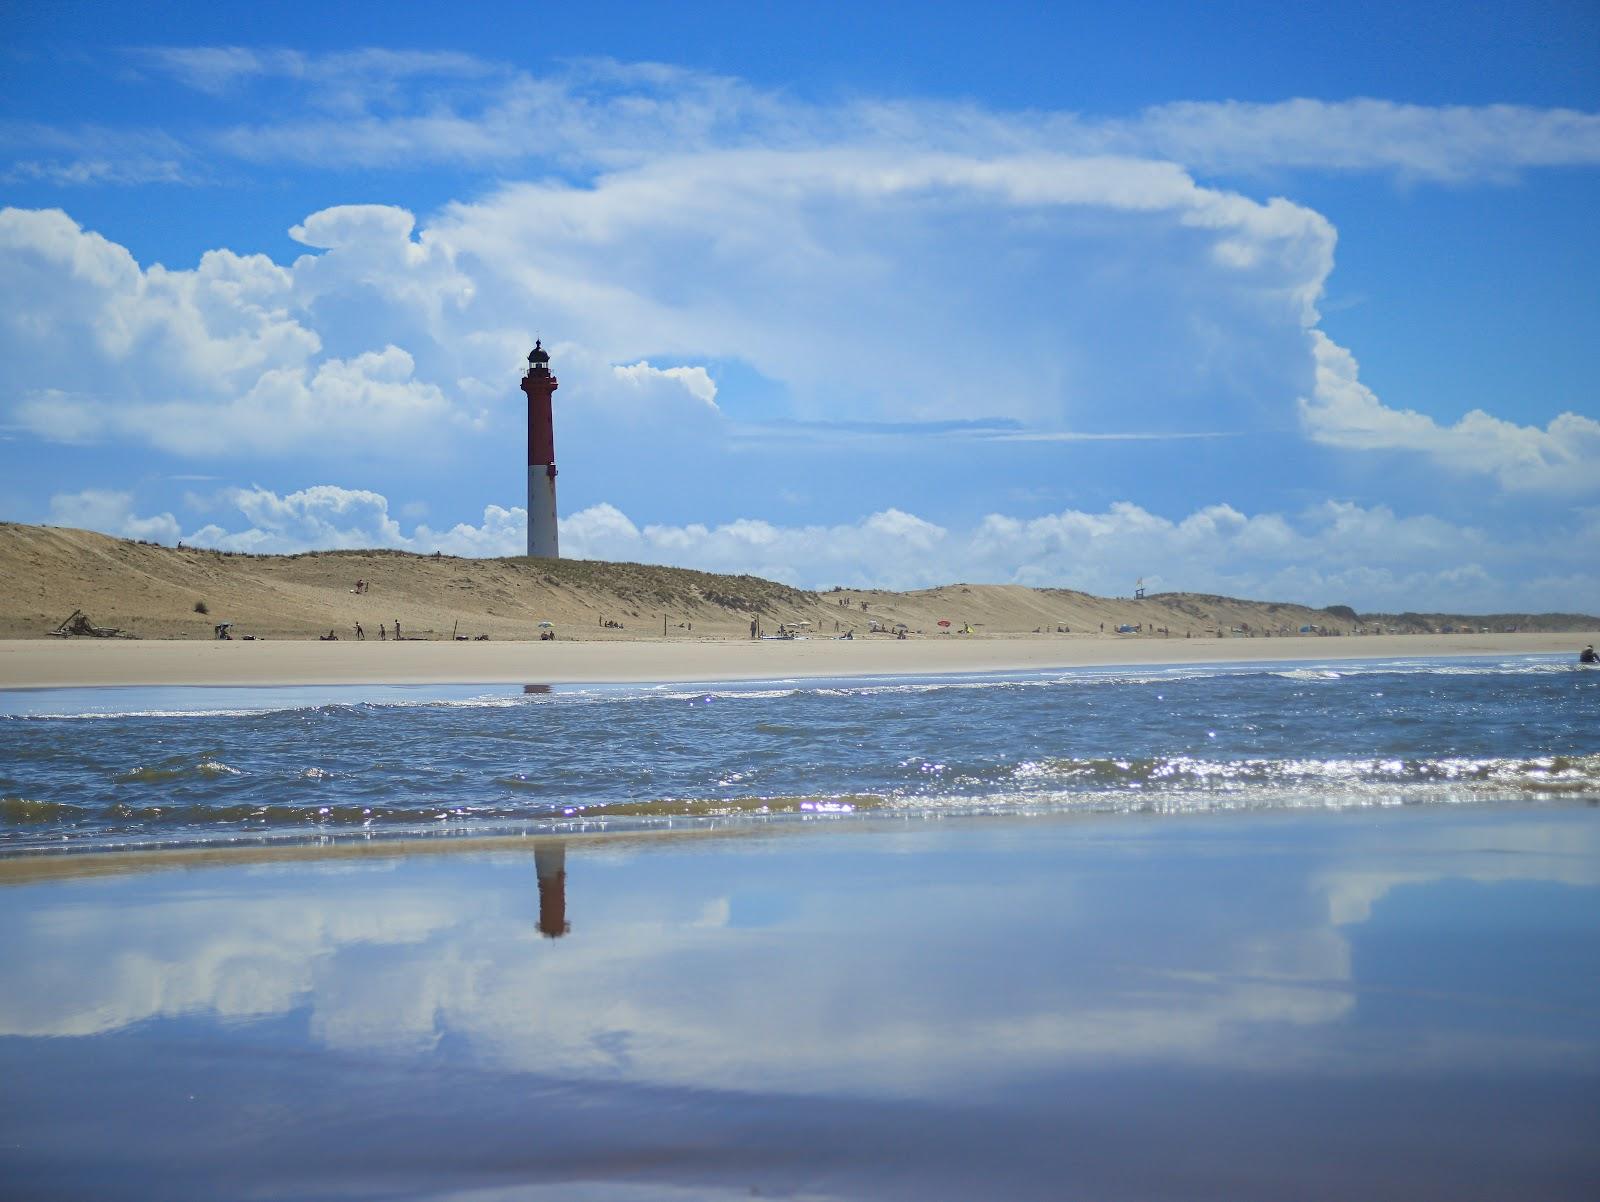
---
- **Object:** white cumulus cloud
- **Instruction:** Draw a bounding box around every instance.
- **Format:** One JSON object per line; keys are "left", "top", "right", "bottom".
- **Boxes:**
{"left": 612, "top": 361, "right": 719, "bottom": 410}
{"left": 0, "top": 207, "right": 474, "bottom": 457}
{"left": 1300, "top": 332, "right": 1600, "bottom": 493}
{"left": 47, "top": 483, "right": 1600, "bottom": 612}
{"left": 179, "top": 485, "right": 524, "bottom": 557}
{"left": 49, "top": 489, "right": 180, "bottom": 544}
{"left": 5, "top": 63, "right": 1592, "bottom": 501}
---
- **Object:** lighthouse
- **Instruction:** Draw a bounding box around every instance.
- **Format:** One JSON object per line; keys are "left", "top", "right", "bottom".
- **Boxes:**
{"left": 522, "top": 340, "right": 560, "bottom": 558}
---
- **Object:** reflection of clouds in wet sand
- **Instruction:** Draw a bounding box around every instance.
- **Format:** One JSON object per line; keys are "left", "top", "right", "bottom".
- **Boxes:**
{"left": 0, "top": 873, "right": 462, "bottom": 1037}
{"left": 2, "top": 815, "right": 1595, "bottom": 1095}
{"left": 1316, "top": 817, "right": 1600, "bottom": 926}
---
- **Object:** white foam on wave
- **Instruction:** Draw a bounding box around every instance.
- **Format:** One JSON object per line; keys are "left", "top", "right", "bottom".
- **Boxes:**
{"left": 10, "top": 706, "right": 295, "bottom": 721}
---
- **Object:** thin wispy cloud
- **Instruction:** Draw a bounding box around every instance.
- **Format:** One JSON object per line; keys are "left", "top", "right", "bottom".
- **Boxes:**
{"left": 1119, "top": 98, "right": 1600, "bottom": 180}
{"left": 725, "top": 420, "right": 1234, "bottom": 447}
{"left": 0, "top": 121, "right": 198, "bottom": 186}
{"left": 130, "top": 46, "right": 503, "bottom": 98}
{"left": 99, "top": 51, "right": 1600, "bottom": 182}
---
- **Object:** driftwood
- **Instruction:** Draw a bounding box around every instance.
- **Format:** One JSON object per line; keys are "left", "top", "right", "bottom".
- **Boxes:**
{"left": 50, "top": 609, "right": 135, "bottom": 639}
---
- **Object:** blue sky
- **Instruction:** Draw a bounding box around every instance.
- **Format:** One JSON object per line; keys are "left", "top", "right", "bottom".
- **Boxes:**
{"left": 2, "top": 1, "right": 1597, "bottom": 611}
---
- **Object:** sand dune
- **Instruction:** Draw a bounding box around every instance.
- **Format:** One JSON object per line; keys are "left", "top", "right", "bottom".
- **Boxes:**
{"left": 2, "top": 523, "right": 1594, "bottom": 685}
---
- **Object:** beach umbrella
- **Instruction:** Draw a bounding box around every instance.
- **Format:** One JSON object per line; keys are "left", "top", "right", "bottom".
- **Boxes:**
{"left": 937, "top": 619, "right": 951, "bottom": 628}
{"left": 537, "top": 621, "right": 554, "bottom": 628}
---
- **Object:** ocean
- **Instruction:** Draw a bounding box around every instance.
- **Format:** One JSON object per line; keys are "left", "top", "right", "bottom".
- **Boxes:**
{"left": 3, "top": 653, "right": 1597, "bottom": 851}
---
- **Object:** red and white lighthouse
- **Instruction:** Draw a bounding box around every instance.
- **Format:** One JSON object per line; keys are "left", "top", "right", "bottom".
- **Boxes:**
{"left": 521, "top": 340, "right": 560, "bottom": 558}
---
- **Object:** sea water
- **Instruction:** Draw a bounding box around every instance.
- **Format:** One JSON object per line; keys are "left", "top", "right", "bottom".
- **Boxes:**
{"left": 3, "top": 654, "right": 1596, "bottom": 851}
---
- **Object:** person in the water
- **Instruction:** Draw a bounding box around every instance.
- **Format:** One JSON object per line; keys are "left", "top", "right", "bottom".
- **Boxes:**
{"left": 1582, "top": 644, "right": 1599, "bottom": 664}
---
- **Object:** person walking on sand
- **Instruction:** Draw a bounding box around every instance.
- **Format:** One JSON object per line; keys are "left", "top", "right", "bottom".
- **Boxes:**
{"left": 379, "top": 622, "right": 387, "bottom": 641}
{"left": 394, "top": 620, "right": 401, "bottom": 641}
{"left": 355, "top": 622, "right": 364, "bottom": 640}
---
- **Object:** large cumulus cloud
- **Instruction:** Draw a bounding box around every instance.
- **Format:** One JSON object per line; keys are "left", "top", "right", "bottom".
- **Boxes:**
{"left": 3, "top": 125, "right": 1589, "bottom": 495}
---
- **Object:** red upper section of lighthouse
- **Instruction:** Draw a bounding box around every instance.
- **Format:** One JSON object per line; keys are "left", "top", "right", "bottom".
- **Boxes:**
{"left": 522, "top": 340, "right": 559, "bottom": 467}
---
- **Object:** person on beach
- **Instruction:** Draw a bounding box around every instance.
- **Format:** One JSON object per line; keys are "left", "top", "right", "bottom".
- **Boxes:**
{"left": 1582, "top": 645, "right": 1598, "bottom": 664}
{"left": 379, "top": 623, "right": 386, "bottom": 641}
{"left": 354, "top": 622, "right": 364, "bottom": 640}
{"left": 394, "top": 620, "right": 401, "bottom": 641}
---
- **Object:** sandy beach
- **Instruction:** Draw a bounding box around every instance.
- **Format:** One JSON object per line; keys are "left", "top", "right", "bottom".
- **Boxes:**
{"left": 5, "top": 524, "right": 1593, "bottom": 691}
{"left": 0, "top": 631, "right": 1588, "bottom": 689}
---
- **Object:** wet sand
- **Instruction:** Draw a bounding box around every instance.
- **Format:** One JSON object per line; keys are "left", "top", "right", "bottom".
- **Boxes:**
{"left": 0, "top": 631, "right": 1585, "bottom": 688}
{"left": 2, "top": 806, "right": 1597, "bottom": 1200}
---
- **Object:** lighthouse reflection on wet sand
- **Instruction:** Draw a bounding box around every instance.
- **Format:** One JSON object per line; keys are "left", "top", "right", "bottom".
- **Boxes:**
{"left": 522, "top": 340, "right": 559, "bottom": 558}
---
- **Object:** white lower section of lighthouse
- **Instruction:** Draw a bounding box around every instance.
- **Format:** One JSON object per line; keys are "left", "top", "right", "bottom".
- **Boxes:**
{"left": 526, "top": 465, "right": 559, "bottom": 558}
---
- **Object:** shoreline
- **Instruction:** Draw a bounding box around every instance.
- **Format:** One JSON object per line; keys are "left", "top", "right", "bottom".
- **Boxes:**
{"left": 0, "top": 797, "right": 1576, "bottom": 877}
{"left": 0, "top": 631, "right": 1587, "bottom": 690}
{"left": 0, "top": 822, "right": 775, "bottom": 877}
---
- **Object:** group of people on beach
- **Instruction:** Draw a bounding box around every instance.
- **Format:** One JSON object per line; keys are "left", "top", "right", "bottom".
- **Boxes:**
{"left": 326, "top": 620, "right": 401, "bottom": 641}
